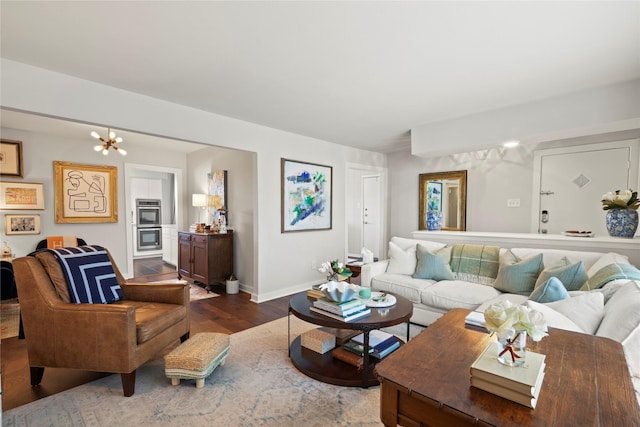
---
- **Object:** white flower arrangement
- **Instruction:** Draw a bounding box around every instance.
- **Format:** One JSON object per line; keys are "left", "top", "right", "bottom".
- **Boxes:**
{"left": 483, "top": 300, "right": 548, "bottom": 342}
{"left": 318, "top": 259, "right": 353, "bottom": 281}
{"left": 601, "top": 189, "right": 639, "bottom": 211}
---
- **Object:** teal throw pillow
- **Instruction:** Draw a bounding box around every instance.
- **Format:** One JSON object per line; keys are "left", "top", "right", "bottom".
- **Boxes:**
{"left": 493, "top": 253, "right": 543, "bottom": 296}
{"left": 412, "top": 244, "right": 454, "bottom": 281}
{"left": 534, "top": 259, "right": 588, "bottom": 291}
{"left": 528, "top": 277, "right": 569, "bottom": 303}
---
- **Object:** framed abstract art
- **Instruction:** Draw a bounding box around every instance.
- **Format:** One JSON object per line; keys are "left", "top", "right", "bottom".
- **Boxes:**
{"left": 281, "top": 158, "right": 332, "bottom": 233}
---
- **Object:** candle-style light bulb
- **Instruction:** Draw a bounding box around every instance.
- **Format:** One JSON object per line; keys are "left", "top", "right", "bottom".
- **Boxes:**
{"left": 91, "top": 131, "right": 101, "bottom": 139}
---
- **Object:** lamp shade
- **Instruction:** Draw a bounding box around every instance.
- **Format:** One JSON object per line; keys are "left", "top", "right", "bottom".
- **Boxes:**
{"left": 192, "top": 193, "right": 208, "bottom": 207}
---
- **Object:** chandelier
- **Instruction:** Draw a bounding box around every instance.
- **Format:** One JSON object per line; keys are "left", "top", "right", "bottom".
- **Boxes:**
{"left": 91, "top": 128, "right": 127, "bottom": 155}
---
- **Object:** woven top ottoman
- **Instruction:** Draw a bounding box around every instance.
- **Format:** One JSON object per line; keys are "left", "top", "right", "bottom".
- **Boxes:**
{"left": 164, "top": 332, "right": 230, "bottom": 388}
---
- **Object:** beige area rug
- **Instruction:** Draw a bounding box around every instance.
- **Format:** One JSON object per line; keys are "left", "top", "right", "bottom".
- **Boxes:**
{"left": 0, "top": 302, "right": 20, "bottom": 339}
{"left": 2, "top": 316, "right": 390, "bottom": 427}
{"left": 189, "top": 283, "right": 219, "bottom": 301}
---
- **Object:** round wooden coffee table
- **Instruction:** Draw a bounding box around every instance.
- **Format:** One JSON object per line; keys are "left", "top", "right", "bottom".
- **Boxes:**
{"left": 288, "top": 291, "right": 413, "bottom": 387}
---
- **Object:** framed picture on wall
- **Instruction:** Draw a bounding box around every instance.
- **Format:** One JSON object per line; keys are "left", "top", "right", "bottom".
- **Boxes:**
{"left": 54, "top": 161, "right": 118, "bottom": 223}
{"left": 281, "top": 158, "right": 332, "bottom": 233}
{"left": 0, "top": 139, "right": 24, "bottom": 178}
{"left": 0, "top": 181, "right": 44, "bottom": 210}
{"left": 5, "top": 214, "right": 41, "bottom": 235}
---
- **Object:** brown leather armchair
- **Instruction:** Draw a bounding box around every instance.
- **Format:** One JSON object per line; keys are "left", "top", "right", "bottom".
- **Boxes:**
{"left": 12, "top": 250, "right": 190, "bottom": 397}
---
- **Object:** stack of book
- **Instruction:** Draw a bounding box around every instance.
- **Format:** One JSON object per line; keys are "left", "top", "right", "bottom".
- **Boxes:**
{"left": 332, "top": 330, "right": 401, "bottom": 369}
{"left": 470, "top": 343, "right": 546, "bottom": 408}
{"left": 306, "top": 284, "right": 325, "bottom": 300}
{"left": 347, "top": 330, "right": 401, "bottom": 360}
{"left": 310, "top": 297, "right": 371, "bottom": 322}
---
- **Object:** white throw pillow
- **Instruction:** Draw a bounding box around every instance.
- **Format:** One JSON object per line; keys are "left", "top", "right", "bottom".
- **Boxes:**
{"left": 587, "top": 252, "right": 630, "bottom": 278}
{"left": 544, "top": 292, "right": 605, "bottom": 334}
{"left": 525, "top": 300, "right": 585, "bottom": 333}
{"left": 391, "top": 236, "right": 445, "bottom": 252}
{"left": 386, "top": 241, "right": 417, "bottom": 275}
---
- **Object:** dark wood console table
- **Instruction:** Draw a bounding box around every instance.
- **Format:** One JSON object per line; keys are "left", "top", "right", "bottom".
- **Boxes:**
{"left": 375, "top": 308, "right": 640, "bottom": 426}
{"left": 177, "top": 232, "right": 233, "bottom": 290}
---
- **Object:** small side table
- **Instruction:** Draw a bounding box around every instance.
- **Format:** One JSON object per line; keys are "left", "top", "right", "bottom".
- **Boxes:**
{"left": 346, "top": 263, "right": 362, "bottom": 284}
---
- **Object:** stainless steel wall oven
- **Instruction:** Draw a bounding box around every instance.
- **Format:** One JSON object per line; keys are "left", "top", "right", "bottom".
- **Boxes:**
{"left": 136, "top": 199, "right": 162, "bottom": 251}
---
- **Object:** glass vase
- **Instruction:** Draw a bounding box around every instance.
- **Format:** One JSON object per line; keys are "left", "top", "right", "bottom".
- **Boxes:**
{"left": 497, "top": 331, "right": 526, "bottom": 367}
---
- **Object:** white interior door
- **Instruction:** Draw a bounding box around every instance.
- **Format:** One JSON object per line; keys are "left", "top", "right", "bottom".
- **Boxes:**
{"left": 535, "top": 140, "right": 638, "bottom": 236}
{"left": 362, "top": 175, "right": 381, "bottom": 258}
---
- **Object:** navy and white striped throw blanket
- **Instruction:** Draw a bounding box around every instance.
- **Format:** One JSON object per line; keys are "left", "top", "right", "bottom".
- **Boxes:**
{"left": 50, "top": 245, "right": 124, "bottom": 304}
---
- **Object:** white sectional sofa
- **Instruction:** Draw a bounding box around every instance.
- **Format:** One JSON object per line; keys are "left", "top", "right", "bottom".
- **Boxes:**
{"left": 361, "top": 236, "right": 640, "bottom": 402}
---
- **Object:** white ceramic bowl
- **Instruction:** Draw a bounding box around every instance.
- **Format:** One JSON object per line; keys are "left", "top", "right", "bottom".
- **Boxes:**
{"left": 320, "top": 281, "right": 360, "bottom": 302}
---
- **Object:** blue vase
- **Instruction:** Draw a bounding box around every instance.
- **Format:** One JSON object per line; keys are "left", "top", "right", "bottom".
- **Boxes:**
{"left": 606, "top": 209, "right": 639, "bottom": 238}
{"left": 426, "top": 210, "right": 442, "bottom": 231}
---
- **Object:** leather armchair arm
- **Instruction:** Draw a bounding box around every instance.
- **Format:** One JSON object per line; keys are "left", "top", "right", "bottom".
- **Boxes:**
{"left": 120, "top": 282, "right": 189, "bottom": 305}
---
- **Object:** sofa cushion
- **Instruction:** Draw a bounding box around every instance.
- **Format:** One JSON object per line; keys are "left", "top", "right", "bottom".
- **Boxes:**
{"left": 596, "top": 281, "right": 640, "bottom": 381}
{"left": 581, "top": 263, "right": 640, "bottom": 291}
{"left": 587, "top": 252, "right": 630, "bottom": 277}
{"left": 113, "top": 300, "right": 187, "bottom": 344}
{"left": 371, "top": 273, "right": 435, "bottom": 304}
{"left": 525, "top": 300, "right": 585, "bottom": 333}
{"left": 510, "top": 248, "right": 603, "bottom": 273}
{"left": 387, "top": 241, "right": 417, "bottom": 275}
{"left": 534, "top": 258, "right": 588, "bottom": 291}
{"left": 413, "top": 245, "right": 453, "bottom": 281}
{"left": 529, "top": 277, "right": 570, "bottom": 303}
{"left": 543, "top": 292, "right": 605, "bottom": 334}
{"left": 390, "top": 236, "right": 446, "bottom": 252}
{"left": 493, "top": 253, "right": 543, "bottom": 296}
{"left": 421, "top": 280, "right": 502, "bottom": 311}
{"left": 476, "top": 294, "right": 529, "bottom": 313}
{"left": 449, "top": 244, "right": 500, "bottom": 285}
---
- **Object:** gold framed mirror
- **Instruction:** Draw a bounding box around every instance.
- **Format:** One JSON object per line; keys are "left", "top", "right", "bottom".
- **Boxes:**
{"left": 419, "top": 170, "right": 467, "bottom": 231}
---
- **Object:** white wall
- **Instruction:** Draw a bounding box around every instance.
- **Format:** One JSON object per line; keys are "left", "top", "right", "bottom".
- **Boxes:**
{"left": 187, "top": 146, "right": 256, "bottom": 293}
{"left": 411, "top": 79, "right": 640, "bottom": 158}
{"left": 0, "top": 126, "right": 188, "bottom": 275}
{"left": 388, "top": 130, "right": 640, "bottom": 240}
{"left": 1, "top": 59, "right": 387, "bottom": 302}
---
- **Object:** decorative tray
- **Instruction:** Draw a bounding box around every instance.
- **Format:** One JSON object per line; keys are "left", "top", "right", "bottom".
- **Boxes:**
{"left": 364, "top": 292, "right": 397, "bottom": 308}
{"left": 563, "top": 230, "right": 594, "bottom": 237}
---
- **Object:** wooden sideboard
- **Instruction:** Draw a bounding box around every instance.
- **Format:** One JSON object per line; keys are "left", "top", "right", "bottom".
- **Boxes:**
{"left": 177, "top": 232, "right": 233, "bottom": 289}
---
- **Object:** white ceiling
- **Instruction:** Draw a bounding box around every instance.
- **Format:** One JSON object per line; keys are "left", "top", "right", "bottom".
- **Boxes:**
{"left": 1, "top": 1, "right": 639, "bottom": 153}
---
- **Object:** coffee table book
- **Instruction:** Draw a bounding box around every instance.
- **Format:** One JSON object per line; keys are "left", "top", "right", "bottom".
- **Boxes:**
{"left": 470, "top": 343, "right": 546, "bottom": 396}
{"left": 471, "top": 372, "right": 545, "bottom": 408}
{"left": 313, "top": 298, "right": 366, "bottom": 316}
{"left": 332, "top": 346, "right": 363, "bottom": 369}
{"left": 309, "top": 306, "right": 371, "bottom": 322}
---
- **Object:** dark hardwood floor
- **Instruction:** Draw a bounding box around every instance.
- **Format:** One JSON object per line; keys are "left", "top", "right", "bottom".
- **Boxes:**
{"left": 1, "top": 257, "right": 291, "bottom": 412}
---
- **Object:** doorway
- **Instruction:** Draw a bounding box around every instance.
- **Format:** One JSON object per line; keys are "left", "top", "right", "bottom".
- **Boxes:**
{"left": 346, "top": 164, "right": 387, "bottom": 261}
{"left": 531, "top": 139, "right": 639, "bottom": 236}
{"left": 362, "top": 175, "right": 381, "bottom": 258}
{"left": 124, "top": 163, "right": 184, "bottom": 277}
